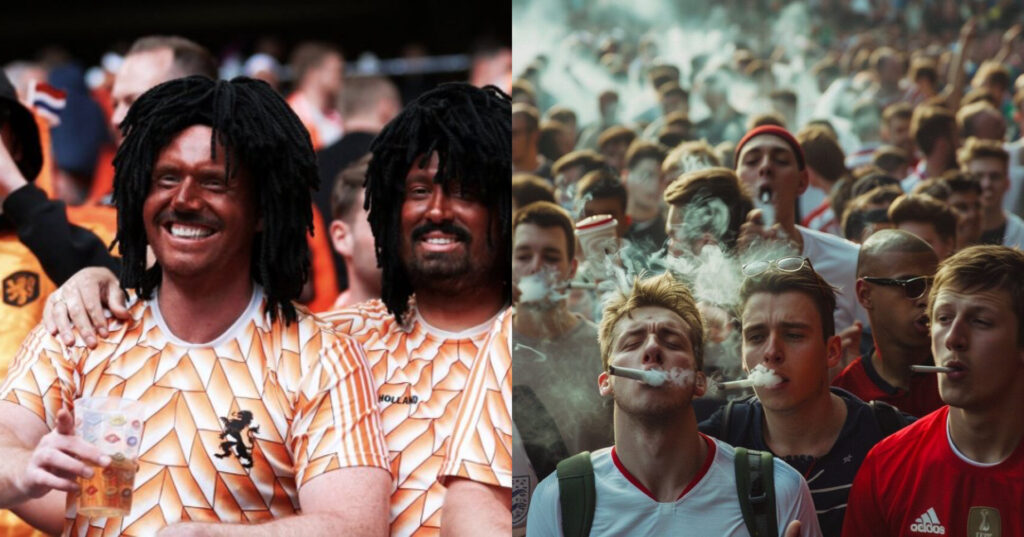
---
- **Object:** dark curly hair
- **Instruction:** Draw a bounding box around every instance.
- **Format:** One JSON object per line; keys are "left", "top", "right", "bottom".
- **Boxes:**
{"left": 112, "top": 75, "right": 317, "bottom": 324}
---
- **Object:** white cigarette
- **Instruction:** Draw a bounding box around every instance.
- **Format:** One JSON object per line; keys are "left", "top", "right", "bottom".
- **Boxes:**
{"left": 608, "top": 366, "right": 666, "bottom": 387}
{"left": 717, "top": 379, "right": 756, "bottom": 390}
{"left": 910, "top": 365, "right": 955, "bottom": 374}
{"left": 565, "top": 281, "right": 597, "bottom": 290}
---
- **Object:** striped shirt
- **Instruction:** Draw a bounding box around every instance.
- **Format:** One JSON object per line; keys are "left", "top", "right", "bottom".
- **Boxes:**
{"left": 439, "top": 308, "right": 513, "bottom": 488}
{"left": 322, "top": 300, "right": 508, "bottom": 537}
{"left": 0, "top": 285, "right": 389, "bottom": 536}
{"left": 699, "top": 388, "right": 893, "bottom": 537}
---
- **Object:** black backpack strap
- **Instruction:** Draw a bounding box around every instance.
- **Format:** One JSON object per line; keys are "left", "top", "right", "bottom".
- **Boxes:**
{"left": 735, "top": 447, "right": 778, "bottom": 537}
{"left": 556, "top": 452, "right": 595, "bottom": 537}
{"left": 869, "top": 399, "right": 910, "bottom": 436}
{"left": 720, "top": 399, "right": 736, "bottom": 442}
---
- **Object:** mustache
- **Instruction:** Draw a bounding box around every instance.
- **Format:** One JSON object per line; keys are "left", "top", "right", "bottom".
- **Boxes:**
{"left": 411, "top": 222, "right": 472, "bottom": 243}
{"left": 156, "top": 209, "right": 221, "bottom": 230}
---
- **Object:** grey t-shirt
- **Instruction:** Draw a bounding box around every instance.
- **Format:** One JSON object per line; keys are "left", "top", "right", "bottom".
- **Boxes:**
{"left": 513, "top": 314, "right": 613, "bottom": 479}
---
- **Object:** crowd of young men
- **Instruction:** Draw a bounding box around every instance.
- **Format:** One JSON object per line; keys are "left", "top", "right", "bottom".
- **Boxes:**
{"left": 510, "top": 3, "right": 1024, "bottom": 535}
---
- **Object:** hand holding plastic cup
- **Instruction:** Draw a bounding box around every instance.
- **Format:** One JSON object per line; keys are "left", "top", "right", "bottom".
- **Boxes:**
{"left": 74, "top": 397, "right": 144, "bottom": 517}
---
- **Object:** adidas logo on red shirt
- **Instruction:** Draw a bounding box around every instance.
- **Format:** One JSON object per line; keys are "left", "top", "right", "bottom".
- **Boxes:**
{"left": 910, "top": 507, "right": 947, "bottom": 534}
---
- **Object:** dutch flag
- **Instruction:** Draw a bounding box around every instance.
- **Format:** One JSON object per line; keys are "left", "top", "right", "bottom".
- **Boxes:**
{"left": 28, "top": 80, "right": 66, "bottom": 126}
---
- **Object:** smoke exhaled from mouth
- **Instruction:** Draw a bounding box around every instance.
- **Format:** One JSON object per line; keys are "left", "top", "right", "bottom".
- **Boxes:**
{"left": 517, "top": 270, "right": 568, "bottom": 305}
{"left": 717, "top": 363, "right": 783, "bottom": 390}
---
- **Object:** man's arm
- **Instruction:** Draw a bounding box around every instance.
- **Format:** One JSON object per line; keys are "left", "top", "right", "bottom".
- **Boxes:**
{"left": 0, "top": 135, "right": 118, "bottom": 287}
{"left": 156, "top": 466, "right": 392, "bottom": 537}
{"left": 440, "top": 478, "right": 511, "bottom": 537}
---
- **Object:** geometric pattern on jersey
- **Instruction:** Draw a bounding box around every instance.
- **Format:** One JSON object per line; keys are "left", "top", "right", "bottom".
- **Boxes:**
{"left": 0, "top": 287, "right": 389, "bottom": 537}
{"left": 321, "top": 299, "right": 497, "bottom": 537}
{"left": 440, "top": 307, "right": 512, "bottom": 488}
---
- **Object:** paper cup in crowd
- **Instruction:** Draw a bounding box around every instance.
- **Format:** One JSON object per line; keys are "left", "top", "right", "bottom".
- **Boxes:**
{"left": 575, "top": 214, "right": 619, "bottom": 277}
{"left": 74, "top": 397, "right": 145, "bottom": 518}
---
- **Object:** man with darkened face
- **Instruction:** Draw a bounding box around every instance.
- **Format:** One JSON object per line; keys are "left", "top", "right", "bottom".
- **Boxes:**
{"left": 32, "top": 81, "right": 514, "bottom": 537}
{"left": 321, "top": 83, "right": 513, "bottom": 536}
{"left": 0, "top": 76, "right": 391, "bottom": 536}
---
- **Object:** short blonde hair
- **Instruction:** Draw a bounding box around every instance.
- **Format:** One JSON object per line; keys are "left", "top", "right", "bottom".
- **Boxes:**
{"left": 598, "top": 273, "right": 705, "bottom": 371}
{"left": 929, "top": 245, "right": 1024, "bottom": 347}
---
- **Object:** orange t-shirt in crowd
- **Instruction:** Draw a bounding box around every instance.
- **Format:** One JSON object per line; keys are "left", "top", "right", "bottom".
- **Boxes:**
{"left": 439, "top": 308, "right": 512, "bottom": 489}
{"left": 66, "top": 202, "right": 118, "bottom": 249}
{"left": 0, "top": 234, "right": 57, "bottom": 537}
{"left": 285, "top": 92, "right": 343, "bottom": 152}
{"left": 86, "top": 144, "right": 116, "bottom": 204}
{"left": 305, "top": 204, "right": 339, "bottom": 313}
{"left": 321, "top": 300, "right": 509, "bottom": 537}
{"left": 0, "top": 286, "right": 389, "bottom": 536}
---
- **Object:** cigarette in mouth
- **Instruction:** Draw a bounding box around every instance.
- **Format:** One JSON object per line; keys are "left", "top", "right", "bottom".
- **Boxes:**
{"left": 608, "top": 365, "right": 666, "bottom": 387}
{"left": 717, "top": 378, "right": 756, "bottom": 390}
{"left": 910, "top": 365, "right": 955, "bottom": 374}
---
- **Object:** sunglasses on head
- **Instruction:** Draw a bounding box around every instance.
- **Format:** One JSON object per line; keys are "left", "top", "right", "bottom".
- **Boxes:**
{"left": 741, "top": 256, "right": 810, "bottom": 277}
{"left": 860, "top": 276, "right": 933, "bottom": 299}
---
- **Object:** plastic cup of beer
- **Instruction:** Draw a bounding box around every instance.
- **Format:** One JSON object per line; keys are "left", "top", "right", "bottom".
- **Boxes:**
{"left": 74, "top": 397, "right": 144, "bottom": 517}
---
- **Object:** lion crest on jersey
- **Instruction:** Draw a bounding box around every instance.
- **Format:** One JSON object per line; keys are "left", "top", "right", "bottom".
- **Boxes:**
{"left": 215, "top": 410, "right": 260, "bottom": 468}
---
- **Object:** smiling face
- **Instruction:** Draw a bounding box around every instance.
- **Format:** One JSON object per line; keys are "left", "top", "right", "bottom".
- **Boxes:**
{"left": 599, "top": 305, "right": 705, "bottom": 420}
{"left": 399, "top": 153, "right": 498, "bottom": 292}
{"left": 142, "top": 125, "right": 259, "bottom": 283}
{"left": 930, "top": 287, "right": 1024, "bottom": 411}
{"left": 741, "top": 291, "right": 841, "bottom": 412}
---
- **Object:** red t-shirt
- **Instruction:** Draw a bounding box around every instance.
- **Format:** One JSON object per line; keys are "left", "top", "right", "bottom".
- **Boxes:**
{"left": 843, "top": 406, "right": 1024, "bottom": 537}
{"left": 831, "top": 349, "right": 944, "bottom": 417}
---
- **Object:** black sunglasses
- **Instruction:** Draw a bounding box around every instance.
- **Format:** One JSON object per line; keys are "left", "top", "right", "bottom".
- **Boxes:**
{"left": 861, "top": 276, "right": 933, "bottom": 299}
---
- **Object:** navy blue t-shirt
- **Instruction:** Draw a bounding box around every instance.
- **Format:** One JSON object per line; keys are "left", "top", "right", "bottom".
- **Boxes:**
{"left": 698, "top": 388, "right": 912, "bottom": 537}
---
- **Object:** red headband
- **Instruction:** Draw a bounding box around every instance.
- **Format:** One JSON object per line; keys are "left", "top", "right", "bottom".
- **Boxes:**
{"left": 734, "top": 125, "right": 806, "bottom": 170}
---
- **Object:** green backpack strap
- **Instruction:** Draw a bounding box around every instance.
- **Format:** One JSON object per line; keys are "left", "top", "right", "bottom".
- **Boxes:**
{"left": 556, "top": 451, "right": 595, "bottom": 537}
{"left": 734, "top": 447, "right": 778, "bottom": 537}
{"left": 869, "top": 399, "right": 910, "bottom": 437}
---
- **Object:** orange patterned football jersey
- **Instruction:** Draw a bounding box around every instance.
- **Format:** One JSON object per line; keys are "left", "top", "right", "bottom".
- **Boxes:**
{"left": 439, "top": 308, "right": 512, "bottom": 489}
{"left": 321, "top": 299, "right": 508, "bottom": 537}
{"left": 0, "top": 286, "right": 389, "bottom": 536}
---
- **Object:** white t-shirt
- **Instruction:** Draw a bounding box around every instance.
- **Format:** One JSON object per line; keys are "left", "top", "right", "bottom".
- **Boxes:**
{"left": 798, "top": 225, "right": 867, "bottom": 331}
{"left": 1002, "top": 211, "right": 1024, "bottom": 249}
{"left": 525, "top": 435, "right": 822, "bottom": 537}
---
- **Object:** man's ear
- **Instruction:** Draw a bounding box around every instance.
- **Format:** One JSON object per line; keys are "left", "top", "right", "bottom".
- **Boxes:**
{"left": 796, "top": 168, "right": 810, "bottom": 196}
{"left": 825, "top": 334, "right": 843, "bottom": 369}
{"left": 598, "top": 370, "right": 613, "bottom": 397}
{"left": 329, "top": 219, "right": 354, "bottom": 257}
{"left": 568, "top": 258, "right": 579, "bottom": 280}
{"left": 855, "top": 277, "right": 872, "bottom": 310}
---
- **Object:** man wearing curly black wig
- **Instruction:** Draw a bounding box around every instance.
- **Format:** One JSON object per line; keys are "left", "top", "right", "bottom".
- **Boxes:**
{"left": 321, "top": 83, "right": 513, "bottom": 536}
{"left": 0, "top": 76, "right": 391, "bottom": 536}
{"left": 36, "top": 81, "right": 514, "bottom": 536}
